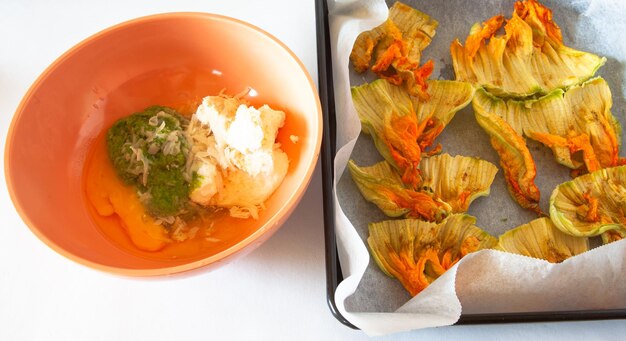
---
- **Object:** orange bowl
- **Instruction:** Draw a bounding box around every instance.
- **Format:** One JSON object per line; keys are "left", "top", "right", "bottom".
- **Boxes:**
{"left": 4, "top": 13, "right": 322, "bottom": 276}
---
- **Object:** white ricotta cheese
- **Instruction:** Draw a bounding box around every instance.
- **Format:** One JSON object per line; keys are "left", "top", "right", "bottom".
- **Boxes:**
{"left": 187, "top": 95, "right": 289, "bottom": 218}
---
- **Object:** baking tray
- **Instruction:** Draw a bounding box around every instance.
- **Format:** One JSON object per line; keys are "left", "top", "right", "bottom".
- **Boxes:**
{"left": 315, "top": 0, "right": 626, "bottom": 329}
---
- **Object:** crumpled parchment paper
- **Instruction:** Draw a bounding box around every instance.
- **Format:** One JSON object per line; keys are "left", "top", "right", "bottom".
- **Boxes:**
{"left": 329, "top": 0, "right": 626, "bottom": 335}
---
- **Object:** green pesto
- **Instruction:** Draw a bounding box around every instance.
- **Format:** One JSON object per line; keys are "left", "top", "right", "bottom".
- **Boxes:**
{"left": 106, "top": 105, "right": 192, "bottom": 218}
{"left": 191, "top": 171, "right": 202, "bottom": 191}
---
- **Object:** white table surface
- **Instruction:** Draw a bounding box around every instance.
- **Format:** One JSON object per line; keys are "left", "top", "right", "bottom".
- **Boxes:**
{"left": 1, "top": 0, "right": 625, "bottom": 340}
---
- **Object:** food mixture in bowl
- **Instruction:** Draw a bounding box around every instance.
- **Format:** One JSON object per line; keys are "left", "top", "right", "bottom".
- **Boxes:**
{"left": 85, "top": 90, "right": 292, "bottom": 256}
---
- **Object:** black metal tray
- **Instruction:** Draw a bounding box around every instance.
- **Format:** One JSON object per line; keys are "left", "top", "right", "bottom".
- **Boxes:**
{"left": 315, "top": 0, "right": 626, "bottom": 329}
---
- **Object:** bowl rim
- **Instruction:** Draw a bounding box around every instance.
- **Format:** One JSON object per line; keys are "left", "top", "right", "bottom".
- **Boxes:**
{"left": 4, "top": 11, "right": 322, "bottom": 277}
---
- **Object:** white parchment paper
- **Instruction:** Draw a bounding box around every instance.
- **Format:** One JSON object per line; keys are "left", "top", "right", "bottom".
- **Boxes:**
{"left": 329, "top": 0, "right": 626, "bottom": 335}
